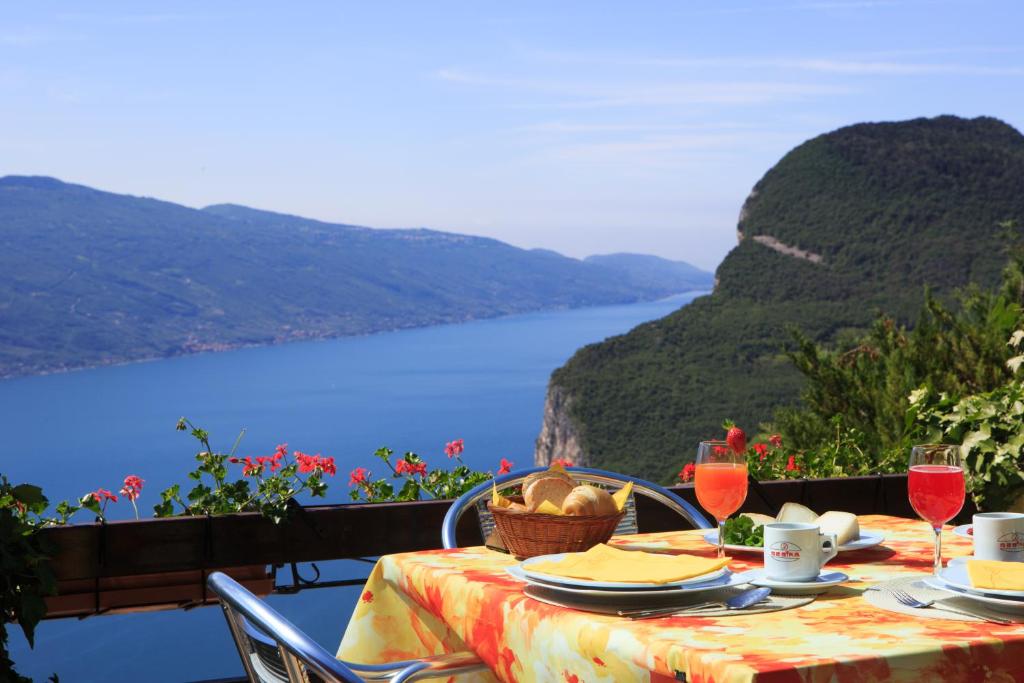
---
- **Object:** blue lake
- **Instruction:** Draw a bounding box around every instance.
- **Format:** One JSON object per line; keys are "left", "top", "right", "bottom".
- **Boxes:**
{"left": 3, "top": 292, "right": 701, "bottom": 682}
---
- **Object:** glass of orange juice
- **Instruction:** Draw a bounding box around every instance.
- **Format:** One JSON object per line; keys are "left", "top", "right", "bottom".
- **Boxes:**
{"left": 695, "top": 440, "right": 749, "bottom": 558}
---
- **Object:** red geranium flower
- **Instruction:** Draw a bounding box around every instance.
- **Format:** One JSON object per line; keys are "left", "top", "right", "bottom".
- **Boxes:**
{"left": 769, "top": 434, "right": 783, "bottom": 447}
{"left": 395, "top": 459, "right": 427, "bottom": 477}
{"left": 444, "top": 439, "right": 465, "bottom": 458}
{"left": 90, "top": 488, "right": 118, "bottom": 504}
{"left": 120, "top": 475, "right": 144, "bottom": 502}
{"left": 753, "top": 443, "right": 768, "bottom": 461}
{"left": 785, "top": 455, "right": 799, "bottom": 472}
{"left": 349, "top": 467, "right": 369, "bottom": 487}
{"left": 551, "top": 458, "right": 573, "bottom": 468}
{"left": 679, "top": 463, "right": 696, "bottom": 483}
{"left": 240, "top": 456, "right": 261, "bottom": 477}
{"left": 498, "top": 458, "right": 513, "bottom": 475}
{"left": 296, "top": 451, "right": 337, "bottom": 476}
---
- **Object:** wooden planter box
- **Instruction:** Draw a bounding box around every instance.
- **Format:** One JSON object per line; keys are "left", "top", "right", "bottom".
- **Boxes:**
{"left": 46, "top": 564, "right": 272, "bottom": 619}
{"left": 38, "top": 474, "right": 921, "bottom": 619}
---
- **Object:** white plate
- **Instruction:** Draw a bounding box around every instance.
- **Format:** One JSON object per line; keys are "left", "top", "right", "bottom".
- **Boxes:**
{"left": 745, "top": 569, "right": 848, "bottom": 595}
{"left": 519, "top": 552, "right": 729, "bottom": 590}
{"left": 937, "top": 560, "right": 1024, "bottom": 599}
{"left": 953, "top": 524, "right": 973, "bottom": 539}
{"left": 924, "top": 576, "right": 1024, "bottom": 614}
{"left": 703, "top": 530, "right": 885, "bottom": 553}
{"left": 506, "top": 564, "right": 754, "bottom": 598}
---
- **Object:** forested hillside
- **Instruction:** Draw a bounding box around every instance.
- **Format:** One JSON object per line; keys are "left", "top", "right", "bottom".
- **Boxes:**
{"left": 536, "top": 116, "right": 1024, "bottom": 483}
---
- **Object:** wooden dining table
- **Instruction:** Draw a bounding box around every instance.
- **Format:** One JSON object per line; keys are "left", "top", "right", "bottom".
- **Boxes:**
{"left": 336, "top": 514, "right": 1024, "bottom": 682}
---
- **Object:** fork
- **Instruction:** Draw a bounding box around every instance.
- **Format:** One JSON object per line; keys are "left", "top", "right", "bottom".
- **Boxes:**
{"left": 888, "top": 588, "right": 1013, "bottom": 625}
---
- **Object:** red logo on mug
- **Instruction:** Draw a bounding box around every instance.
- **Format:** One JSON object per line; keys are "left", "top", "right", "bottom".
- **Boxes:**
{"left": 998, "top": 531, "right": 1024, "bottom": 552}
{"left": 768, "top": 541, "right": 802, "bottom": 562}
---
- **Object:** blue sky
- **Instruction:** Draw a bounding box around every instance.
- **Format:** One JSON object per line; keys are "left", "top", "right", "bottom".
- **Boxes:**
{"left": 1, "top": 1, "right": 1022, "bottom": 270}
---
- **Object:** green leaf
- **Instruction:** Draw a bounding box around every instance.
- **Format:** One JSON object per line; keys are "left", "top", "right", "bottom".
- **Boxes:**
{"left": 12, "top": 485, "right": 46, "bottom": 507}
{"left": 962, "top": 424, "right": 992, "bottom": 452}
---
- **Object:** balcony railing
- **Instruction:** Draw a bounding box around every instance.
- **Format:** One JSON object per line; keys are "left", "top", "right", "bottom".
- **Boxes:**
{"left": 38, "top": 473, "right": 925, "bottom": 620}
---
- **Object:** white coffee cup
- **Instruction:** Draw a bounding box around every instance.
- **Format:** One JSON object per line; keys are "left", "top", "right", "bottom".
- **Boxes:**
{"left": 973, "top": 512, "right": 1024, "bottom": 562}
{"left": 764, "top": 522, "right": 839, "bottom": 581}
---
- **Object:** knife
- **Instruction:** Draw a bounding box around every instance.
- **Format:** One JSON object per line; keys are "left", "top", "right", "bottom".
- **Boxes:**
{"left": 619, "top": 587, "right": 772, "bottom": 619}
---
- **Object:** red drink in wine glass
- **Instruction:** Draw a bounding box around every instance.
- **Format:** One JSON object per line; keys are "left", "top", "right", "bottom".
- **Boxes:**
{"left": 907, "top": 445, "right": 965, "bottom": 575}
{"left": 908, "top": 465, "right": 965, "bottom": 527}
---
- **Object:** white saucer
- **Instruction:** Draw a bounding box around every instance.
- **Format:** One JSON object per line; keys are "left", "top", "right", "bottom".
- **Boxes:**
{"left": 953, "top": 524, "right": 973, "bottom": 539}
{"left": 924, "top": 576, "right": 1024, "bottom": 615}
{"left": 747, "top": 569, "right": 849, "bottom": 595}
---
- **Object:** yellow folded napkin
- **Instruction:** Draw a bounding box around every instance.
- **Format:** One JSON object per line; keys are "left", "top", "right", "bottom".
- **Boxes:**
{"left": 526, "top": 543, "right": 730, "bottom": 584}
{"left": 492, "top": 482, "right": 512, "bottom": 508}
{"left": 611, "top": 481, "right": 633, "bottom": 512}
{"left": 967, "top": 559, "right": 1024, "bottom": 591}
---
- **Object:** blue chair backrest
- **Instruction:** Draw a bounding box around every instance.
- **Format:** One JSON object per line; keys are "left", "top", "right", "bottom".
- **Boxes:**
{"left": 441, "top": 466, "right": 711, "bottom": 549}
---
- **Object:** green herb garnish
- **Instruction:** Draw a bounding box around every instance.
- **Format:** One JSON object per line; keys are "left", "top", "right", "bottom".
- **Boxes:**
{"left": 721, "top": 516, "right": 764, "bottom": 547}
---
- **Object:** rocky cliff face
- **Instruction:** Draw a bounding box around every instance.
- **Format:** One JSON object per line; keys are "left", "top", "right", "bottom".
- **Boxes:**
{"left": 534, "top": 384, "right": 586, "bottom": 466}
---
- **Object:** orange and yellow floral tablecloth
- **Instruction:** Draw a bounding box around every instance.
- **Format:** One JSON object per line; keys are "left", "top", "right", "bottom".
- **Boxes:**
{"left": 337, "top": 515, "right": 1024, "bottom": 682}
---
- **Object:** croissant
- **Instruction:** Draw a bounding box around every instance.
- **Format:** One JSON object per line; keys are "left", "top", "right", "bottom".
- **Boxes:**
{"left": 561, "top": 485, "right": 618, "bottom": 516}
{"left": 524, "top": 476, "right": 575, "bottom": 512}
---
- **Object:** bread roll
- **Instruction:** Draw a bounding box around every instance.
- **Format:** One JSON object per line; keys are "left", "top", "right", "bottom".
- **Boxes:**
{"left": 524, "top": 476, "right": 575, "bottom": 512}
{"left": 522, "top": 469, "right": 575, "bottom": 494}
{"left": 561, "top": 485, "right": 618, "bottom": 516}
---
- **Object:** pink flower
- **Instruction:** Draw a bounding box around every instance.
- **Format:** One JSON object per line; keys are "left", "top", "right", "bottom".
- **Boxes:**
{"left": 498, "top": 458, "right": 513, "bottom": 475}
{"left": 551, "top": 458, "right": 573, "bottom": 468}
{"left": 753, "top": 443, "right": 768, "bottom": 461}
{"left": 769, "top": 434, "right": 783, "bottom": 448}
{"left": 444, "top": 439, "right": 465, "bottom": 458}
{"left": 349, "top": 467, "right": 369, "bottom": 487}
{"left": 120, "top": 475, "right": 144, "bottom": 502}
{"left": 678, "top": 463, "right": 696, "bottom": 483}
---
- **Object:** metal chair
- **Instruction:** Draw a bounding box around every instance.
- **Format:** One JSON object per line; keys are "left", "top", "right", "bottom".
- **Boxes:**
{"left": 208, "top": 571, "right": 488, "bottom": 683}
{"left": 441, "top": 465, "right": 712, "bottom": 549}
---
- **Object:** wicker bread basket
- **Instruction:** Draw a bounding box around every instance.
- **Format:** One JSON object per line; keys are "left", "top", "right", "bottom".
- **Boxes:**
{"left": 487, "top": 498, "right": 625, "bottom": 558}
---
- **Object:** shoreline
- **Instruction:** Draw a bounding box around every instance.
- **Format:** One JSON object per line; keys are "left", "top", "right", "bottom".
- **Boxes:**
{"left": 0, "top": 290, "right": 710, "bottom": 383}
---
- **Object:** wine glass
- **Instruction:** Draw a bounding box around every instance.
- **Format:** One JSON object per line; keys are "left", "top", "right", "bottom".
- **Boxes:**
{"left": 695, "top": 440, "right": 749, "bottom": 558}
{"left": 908, "top": 444, "right": 965, "bottom": 575}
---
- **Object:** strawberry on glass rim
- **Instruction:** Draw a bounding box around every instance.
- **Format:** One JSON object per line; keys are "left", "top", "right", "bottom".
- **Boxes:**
{"left": 723, "top": 420, "right": 747, "bottom": 455}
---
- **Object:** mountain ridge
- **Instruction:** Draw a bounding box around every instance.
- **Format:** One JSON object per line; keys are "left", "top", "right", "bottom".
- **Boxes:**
{"left": 0, "top": 176, "right": 711, "bottom": 380}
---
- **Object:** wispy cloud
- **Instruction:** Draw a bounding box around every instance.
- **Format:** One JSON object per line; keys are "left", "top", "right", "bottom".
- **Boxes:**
{"left": 520, "top": 121, "right": 758, "bottom": 134}
{"left": 0, "top": 28, "right": 83, "bottom": 46}
{"left": 435, "top": 69, "right": 855, "bottom": 108}
{"left": 708, "top": 0, "right": 933, "bottom": 14}
{"left": 528, "top": 52, "right": 1024, "bottom": 77}
{"left": 55, "top": 12, "right": 189, "bottom": 25}
{"left": 548, "top": 130, "right": 804, "bottom": 167}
